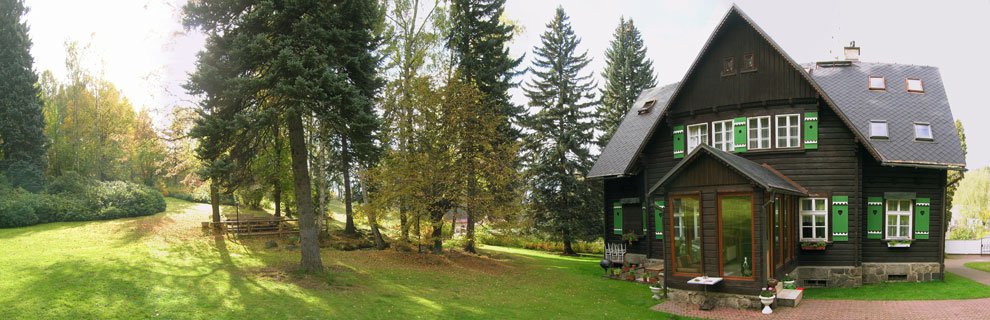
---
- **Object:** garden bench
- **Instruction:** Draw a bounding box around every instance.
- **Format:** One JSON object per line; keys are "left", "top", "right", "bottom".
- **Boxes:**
{"left": 604, "top": 242, "right": 626, "bottom": 265}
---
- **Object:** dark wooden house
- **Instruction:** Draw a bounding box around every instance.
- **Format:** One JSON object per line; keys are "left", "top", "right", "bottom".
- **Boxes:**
{"left": 588, "top": 5, "right": 966, "bottom": 297}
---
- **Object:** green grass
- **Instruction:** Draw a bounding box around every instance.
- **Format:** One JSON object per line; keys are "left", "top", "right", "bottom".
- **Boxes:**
{"left": 0, "top": 197, "right": 690, "bottom": 319}
{"left": 965, "top": 261, "right": 990, "bottom": 273}
{"left": 803, "top": 272, "right": 990, "bottom": 300}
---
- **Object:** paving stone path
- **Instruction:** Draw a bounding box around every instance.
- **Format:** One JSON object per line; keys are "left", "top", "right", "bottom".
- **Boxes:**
{"left": 653, "top": 255, "right": 990, "bottom": 320}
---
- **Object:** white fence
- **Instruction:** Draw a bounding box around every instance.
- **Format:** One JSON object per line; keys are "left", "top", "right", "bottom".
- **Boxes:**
{"left": 945, "top": 239, "right": 985, "bottom": 254}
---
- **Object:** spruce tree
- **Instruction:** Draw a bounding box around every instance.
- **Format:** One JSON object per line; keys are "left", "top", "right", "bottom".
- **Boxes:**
{"left": 184, "top": 0, "right": 382, "bottom": 272}
{"left": 0, "top": 0, "right": 47, "bottom": 192}
{"left": 597, "top": 17, "right": 657, "bottom": 148}
{"left": 522, "top": 7, "right": 601, "bottom": 255}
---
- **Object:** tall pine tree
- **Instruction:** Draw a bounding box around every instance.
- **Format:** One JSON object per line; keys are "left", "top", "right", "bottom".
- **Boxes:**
{"left": 447, "top": 0, "right": 522, "bottom": 253}
{"left": 523, "top": 7, "right": 601, "bottom": 255}
{"left": 184, "top": 0, "right": 382, "bottom": 272}
{"left": 597, "top": 17, "right": 657, "bottom": 148}
{"left": 0, "top": 0, "right": 47, "bottom": 192}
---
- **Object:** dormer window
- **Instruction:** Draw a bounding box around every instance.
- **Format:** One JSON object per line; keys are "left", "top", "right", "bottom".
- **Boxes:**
{"left": 868, "top": 76, "right": 886, "bottom": 90}
{"left": 637, "top": 100, "right": 657, "bottom": 115}
{"left": 907, "top": 78, "right": 924, "bottom": 93}
{"left": 870, "top": 120, "right": 888, "bottom": 139}
{"left": 914, "top": 122, "right": 933, "bottom": 141}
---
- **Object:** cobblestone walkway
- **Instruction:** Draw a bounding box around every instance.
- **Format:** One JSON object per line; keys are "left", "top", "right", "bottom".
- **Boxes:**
{"left": 653, "top": 298, "right": 990, "bottom": 320}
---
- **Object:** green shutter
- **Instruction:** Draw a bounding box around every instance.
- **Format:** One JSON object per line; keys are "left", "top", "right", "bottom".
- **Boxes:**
{"left": 804, "top": 112, "right": 819, "bottom": 150}
{"left": 673, "top": 125, "right": 685, "bottom": 159}
{"left": 613, "top": 202, "right": 623, "bottom": 235}
{"left": 654, "top": 199, "right": 665, "bottom": 240}
{"left": 733, "top": 117, "right": 747, "bottom": 153}
{"left": 867, "top": 197, "right": 883, "bottom": 240}
{"left": 915, "top": 198, "right": 930, "bottom": 239}
{"left": 831, "top": 195, "right": 849, "bottom": 241}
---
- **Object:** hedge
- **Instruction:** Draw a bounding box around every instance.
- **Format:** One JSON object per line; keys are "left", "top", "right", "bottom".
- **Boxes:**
{"left": 0, "top": 173, "right": 167, "bottom": 228}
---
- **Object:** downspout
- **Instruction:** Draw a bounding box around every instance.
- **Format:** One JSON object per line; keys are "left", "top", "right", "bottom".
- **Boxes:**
{"left": 763, "top": 190, "right": 777, "bottom": 283}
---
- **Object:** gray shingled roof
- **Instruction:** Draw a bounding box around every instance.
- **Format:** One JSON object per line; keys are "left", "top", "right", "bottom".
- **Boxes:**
{"left": 587, "top": 82, "right": 679, "bottom": 178}
{"left": 806, "top": 62, "right": 965, "bottom": 168}
{"left": 588, "top": 5, "right": 965, "bottom": 180}
{"left": 648, "top": 144, "right": 807, "bottom": 195}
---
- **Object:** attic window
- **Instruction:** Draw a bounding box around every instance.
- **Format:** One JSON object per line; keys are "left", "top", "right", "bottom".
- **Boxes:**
{"left": 741, "top": 53, "right": 756, "bottom": 72}
{"left": 638, "top": 100, "right": 657, "bottom": 115}
{"left": 914, "top": 123, "right": 933, "bottom": 141}
{"left": 869, "top": 76, "right": 886, "bottom": 90}
{"left": 870, "top": 120, "right": 888, "bottom": 139}
{"left": 907, "top": 78, "right": 924, "bottom": 93}
{"left": 721, "top": 57, "right": 736, "bottom": 76}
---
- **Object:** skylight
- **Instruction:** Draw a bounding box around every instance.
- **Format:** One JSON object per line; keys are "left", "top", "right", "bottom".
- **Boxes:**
{"left": 868, "top": 76, "right": 886, "bottom": 90}
{"left": 637, "top": 100, "right": 657, "bottom": 115}
{"left": 907, "top": 78, "right": 924, "bottom": 93}
{"left": 914, "top": 123, "right": 933, "bottom": 141}
{"left": 870, "top": 121, "right": 888, "bottom": 139}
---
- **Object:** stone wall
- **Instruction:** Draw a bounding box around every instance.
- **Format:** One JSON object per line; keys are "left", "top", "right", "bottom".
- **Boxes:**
{"left": 666, "top": 288, "right": 761, "bottom": 310}
{"left": 861, "top": 262, "right": 940, "bottom": 284}
{"left": 793, "top": 263, "right": 941, "bottom": 287}
{"left": 793, "top": 266, "right": 863, "bottom": 288}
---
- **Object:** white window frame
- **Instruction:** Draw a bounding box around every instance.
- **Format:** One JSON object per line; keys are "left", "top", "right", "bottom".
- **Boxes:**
{"left": 870, "top": 120, "right": 888, "bottom": 139}
{"left": 800, "top": 198, "right": 828, "bottom": 241}
{"left": 914, "top": 122, "right": 933, "bottom": 141}
{"left": 747, "top": 116, "right": 771, "bottom": 150}
{"left": 775, "top": 114, "right": 801, "bottom": 148}
{"left": 885, "top": 199, "right": 913, "bottom": 240}
{"left": 711, "top": 120, "right": 734, "bottom": 152}
{"left": 686, "top": 123, "right": 708, "bottom": 153}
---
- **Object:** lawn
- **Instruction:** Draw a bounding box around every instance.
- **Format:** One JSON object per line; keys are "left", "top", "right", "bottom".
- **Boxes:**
{"left": 802, "top": 272, "right": 990, "bottom": 300}
{"left": 965, "top": 261, "right": 990, "bottom": 273}
{"left": 0, "top": 197, "right": 690, "bottom": 319}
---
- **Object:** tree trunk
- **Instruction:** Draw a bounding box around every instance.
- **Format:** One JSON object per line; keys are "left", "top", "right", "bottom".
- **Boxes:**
{"left": 431, "top": 209, "right": 444, "bottom": 254}
{"left": 464, "top": 162, "right": 477, "bottom": 253}
{"left": 562, "top": 229, "right": 576, "bottom": 256}
{"left": 358, "top": 169, "right": 387, "bottom": 249}
{"left": 400, "top": 207, "right": 409, "bottom": 241}
{"left": 210, "top": 180, "right": 221, "bottom": 229}
{"left": 342, "top": 136, "right": 356, "bottom": 235}
{"left": 273, "top": 184, "right": 281, "bottom": 217}
{"left": 287, "top": 111, "right": 323, "bottom": 272}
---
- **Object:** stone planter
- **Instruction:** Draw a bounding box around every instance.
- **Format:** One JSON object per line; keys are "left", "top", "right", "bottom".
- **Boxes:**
{"left": 760, "top": 295, "right": 775, "bottom": 314}
{"left": 782, "top": 280, "right": 796, "bottom": 289}
{"left": 650, "top": 286, "right": 662, "bottom": 300}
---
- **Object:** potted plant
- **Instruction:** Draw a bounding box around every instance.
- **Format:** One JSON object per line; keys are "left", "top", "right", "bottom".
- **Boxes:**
{"left": 800, "top": 241, "right": 827, "bottom": 251}
{"left": 759, "top": 288, "right": 776, "bottom": 314}
{"left": 622, "top": 230, "right": 640, "bottom": 245}
{"left": 649, "top": 283, "right": 663, "bottom": 300}
{"left": 767, "top": 278, "right": 779, "bottom": 289}
{"left": 782, "top": 273, "right": 796, "bottom": 289}
{"left": 887, "top": 239, "right": 912, "bottom": 248}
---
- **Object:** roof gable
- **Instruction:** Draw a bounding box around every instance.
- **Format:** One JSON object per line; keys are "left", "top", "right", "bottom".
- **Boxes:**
{"left": 649, "top": 144, "right": 806, "bottom": 195}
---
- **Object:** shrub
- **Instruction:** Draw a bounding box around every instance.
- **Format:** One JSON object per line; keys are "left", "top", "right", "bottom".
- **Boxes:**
{"left": 0, "top": 191, "right": 39, "bottom": 228}
{"left": 0, "top": 174, "right": 167, "bottom": 228}
{"left": 479, "top": 232, "right": 604, "bottom": 255}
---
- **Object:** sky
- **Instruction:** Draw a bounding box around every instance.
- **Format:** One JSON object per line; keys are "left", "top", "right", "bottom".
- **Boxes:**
{"left": 23, "top": 0, "right": 990, "bottom": 168}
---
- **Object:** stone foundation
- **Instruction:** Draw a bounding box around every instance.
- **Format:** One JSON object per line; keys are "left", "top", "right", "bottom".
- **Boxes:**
{"left": 793, "top": 263, "right": 941, "bottom": 287}
{"left": 667, "top": 288, "right": 761, "bottom": 310}
{"left": 862, "top": 262, "right": 940, "bottom": 284}
{"left": 793, "top": 266, "right": 863, "bottom": 288}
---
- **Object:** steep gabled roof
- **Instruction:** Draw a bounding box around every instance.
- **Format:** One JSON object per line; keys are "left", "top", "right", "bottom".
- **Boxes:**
{"left": 588, "top": 83, "right": 678, "bottom": 178}
{"left": 806, "top": 62, "right": 965, "bottom": 168}
{"left": 648, "top": 144, "right": 807, "bottom": 195}
{"left": 588, "top": 5, "right": 965, "bottom": 179}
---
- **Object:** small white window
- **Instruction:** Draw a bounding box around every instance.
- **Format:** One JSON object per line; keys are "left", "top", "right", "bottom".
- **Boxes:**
{"left": 800, "top": 198, "right": 828, "bottom": 241}
{"left": 914, "top": 123, "right": 933, "bottom": 141}
{"left": 869, "top": 76, "right": 886, "bottom": 90}
{"left": 686, "top": 123, "right": 709, "bottom": 153}
{"left": 885, "top": 199, "right": 912, "bottom": 239}
{"left": 775, "top": 114, "right": 801, "bottom": 148}
{"left": 906, "top": 78, "right": 924, "bottom": 93}
{"left": 711, "top": 120, "right": 734, "bottom": 152}
{"left": 747, "top": 116, "right": 771, "bottom": 150}
{"left": 870, "top": 121, "right": 888, "bottom": 139}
